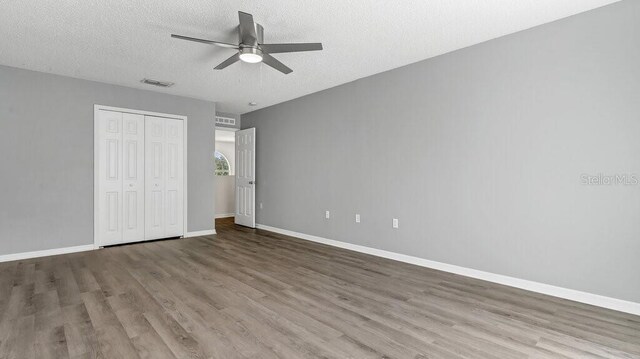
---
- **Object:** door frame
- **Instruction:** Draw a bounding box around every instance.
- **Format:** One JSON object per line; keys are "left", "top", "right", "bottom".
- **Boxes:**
{"left": 215, "top": 125, "right": 238, "bottom": 174}
{"left": 93, "top": 104, "right": 188, "bottom": 248}
{"left": 214, "top": 126, "right": 239, "bottom": 220}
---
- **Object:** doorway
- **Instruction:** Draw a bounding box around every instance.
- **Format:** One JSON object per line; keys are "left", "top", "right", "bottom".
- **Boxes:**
{"left": 215, "top": 127, "right": 237, "bottom": 219}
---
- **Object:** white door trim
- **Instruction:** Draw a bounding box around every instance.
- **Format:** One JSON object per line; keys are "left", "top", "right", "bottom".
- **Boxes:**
{"left": 215, "top": 126, "right": 239, "bottom": 132}
{"left": 94, "top": 105, "right": 188, "bottom": 247}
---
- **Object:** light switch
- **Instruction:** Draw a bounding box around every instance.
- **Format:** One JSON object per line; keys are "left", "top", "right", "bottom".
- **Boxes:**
{"left": 392, "top": 218, "right": 399, "bottom": 229}
{"left": 355, "top": 214, "right": 361, "bottom": 223}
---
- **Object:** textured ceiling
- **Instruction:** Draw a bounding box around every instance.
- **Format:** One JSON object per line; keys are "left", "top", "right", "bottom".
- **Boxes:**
{"left": 0, "top": 0, "right": 620, "bottom": 114}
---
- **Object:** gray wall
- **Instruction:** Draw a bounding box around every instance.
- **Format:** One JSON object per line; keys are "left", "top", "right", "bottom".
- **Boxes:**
{"left": 242, "top": 0, "right": 640, "bottom": 303}
{"left": 0, "top": 65, "right": 216, "bottom": 255}
{"left": 215, "top": 176, "right": 235, "bottom": 217}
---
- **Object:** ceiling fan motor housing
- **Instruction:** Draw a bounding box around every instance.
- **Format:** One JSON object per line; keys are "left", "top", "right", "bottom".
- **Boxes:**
{"left": 241, "top": 23, "right": 264, "bottom": 47}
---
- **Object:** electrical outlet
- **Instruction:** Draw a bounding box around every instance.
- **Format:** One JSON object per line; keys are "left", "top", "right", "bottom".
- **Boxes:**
{"left": 355, "top": 214, "right": 360, "bottom": 223}
{"left": 392, "top": 218, "right": 399, "bottom": 229}
{"left": 325, "top": 210, "right": 330, "bottom": 219}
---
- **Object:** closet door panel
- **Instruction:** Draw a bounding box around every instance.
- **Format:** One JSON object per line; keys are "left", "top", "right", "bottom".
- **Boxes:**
{"left": 97, "top": 110, "right": 123, "bottom": 245}
{"left": 165, "top": 118, "right": 184, "bottom": 237}
{"left": 145, "top": 116, "right": 166, "bottom": 239}
{"left": 122, "top": 113, "right": 145, "bottom": 242}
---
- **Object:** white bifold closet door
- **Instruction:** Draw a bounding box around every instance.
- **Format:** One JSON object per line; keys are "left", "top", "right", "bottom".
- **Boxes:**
{"left": 97, "top": 110, "right": 184, "bottom": 246}
{"left": 97, "top": 110, "right": 145, "bottom": 245}
{"left": 144, "top": 116, "right": 184, "bottom": 240}
{"left": 122, "top": 114, "right": 145, "bottom": 242}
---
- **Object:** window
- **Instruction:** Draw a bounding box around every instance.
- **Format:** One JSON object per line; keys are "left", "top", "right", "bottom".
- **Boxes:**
{"left": 215, "top": 151, "right": 230, "bottom": 176}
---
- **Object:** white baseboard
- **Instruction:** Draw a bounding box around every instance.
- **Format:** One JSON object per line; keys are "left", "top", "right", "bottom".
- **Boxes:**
{"left": 215, "top": 213, "right": 235, "bottom": 219}
{"left": 256, "top": 224, "right": 640, "bottom": 316}
{"left": 0, "top": 244, "right": 97, "bottom": 263}
{"left": 0, "top": 229, "right": 217, "bottom": 262}
{"left": 184, "top": 229, "right": 217, "bottom": 238}
{"left": 0, "top": 230, "right": 218, "bottom": 262}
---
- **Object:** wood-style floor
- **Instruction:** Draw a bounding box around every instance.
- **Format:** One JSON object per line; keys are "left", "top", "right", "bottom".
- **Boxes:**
{"left": 1, "top": 218, "right": 639, "bottom": 359}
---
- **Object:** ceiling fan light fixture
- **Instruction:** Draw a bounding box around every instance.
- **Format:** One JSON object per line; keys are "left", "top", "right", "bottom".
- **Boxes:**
{"left": 239, "top": 47, "right": 263, "bottom": 63}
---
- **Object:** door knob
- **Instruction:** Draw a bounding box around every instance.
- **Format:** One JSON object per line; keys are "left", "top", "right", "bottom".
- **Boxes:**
{"left": 129, "top": 184, "right": 134, "bottom": 187}
{"left": 249, "top": 181, "right": 255, "bottom": 185}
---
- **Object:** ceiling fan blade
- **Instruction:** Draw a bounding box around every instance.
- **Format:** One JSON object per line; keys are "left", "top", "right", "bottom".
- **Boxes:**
{"left": 171, "top": 34, "right": 238, "bottom": 49}
{"left": 262, "top": 53, "right": 292, "bottom": 74}
{"left": 260, "top": 43, "right": 323, "bottom": 54}
{"left": 214, "top": 53, "right": 240, "bottom": 70}
{"left": 238, "top": 11, "right": 258, "bottom": 45}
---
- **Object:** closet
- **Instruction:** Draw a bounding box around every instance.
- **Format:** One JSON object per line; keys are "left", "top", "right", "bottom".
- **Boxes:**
{"left": 95, "top": 107, "right": 185, "bottom": 246}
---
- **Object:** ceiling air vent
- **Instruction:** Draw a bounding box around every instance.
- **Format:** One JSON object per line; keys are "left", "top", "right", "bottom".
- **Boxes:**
{"left": 141, "top": 78, "right": 174, "bottom": 87}
{"left": 215, "top": 116, "right": 236, "bottom": 126}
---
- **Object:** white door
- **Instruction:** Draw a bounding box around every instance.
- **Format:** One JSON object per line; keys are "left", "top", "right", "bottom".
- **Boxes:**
{"left": 164, "top": 118, "right": 184, "bottom": 237}
{"left": 235, "top": 128, "right": 255, "bottom": 227}
{"left": 145, "top": 116, "right": 166, "bottom": 239}
{"left": 145, "top": 116, "right": 184, "bottom": 239}
{"left": 96, "top": 107, "right": 186, "bottom": 247}
{"left": 122, "top": 113, "right": 145, "bottom": 242}
{"left": 97, "top": 110, "right": 124, "bottom": 245}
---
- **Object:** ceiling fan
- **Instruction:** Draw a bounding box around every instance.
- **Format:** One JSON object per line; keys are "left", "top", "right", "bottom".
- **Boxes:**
{"left": 171, "top": 11, "right": 323, "bottom": 74}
